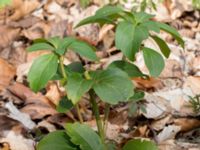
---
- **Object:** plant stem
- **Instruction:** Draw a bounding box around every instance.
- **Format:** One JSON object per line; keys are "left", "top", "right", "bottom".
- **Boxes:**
{"left": 75, "top": 104, "right": 83, "bottom": 123}
{"left": 59, "top": 56, "right": 67, "bottom": 80}
{"left": 89, "top": 90, "right": 106, "bottom": 148}
{"left": 103, "top": 103, "right": 110, "bottom": 135}
{"left": 59, "top": 56, "right": 84, "bottom": 123}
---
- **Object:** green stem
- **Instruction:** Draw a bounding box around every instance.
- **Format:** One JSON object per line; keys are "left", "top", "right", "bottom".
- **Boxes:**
{"left": 75, "top": 104, "right": 83, "bottom": 123}
{"left": 59, "top": 56, "right": 67, "bottom": 80}
{"left": 59, "top": 56, "right": 83, "bottom": 123}
{"left": 89, "top": 90, "right": 106, "bottom": 148}
{"left": 103, "top": 103, "right": 110, "bottom": 135}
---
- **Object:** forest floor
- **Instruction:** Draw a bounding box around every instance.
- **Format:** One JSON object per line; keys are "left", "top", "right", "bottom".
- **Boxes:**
{"left": 0, "top": 0, "right": 200, "bottom": 150}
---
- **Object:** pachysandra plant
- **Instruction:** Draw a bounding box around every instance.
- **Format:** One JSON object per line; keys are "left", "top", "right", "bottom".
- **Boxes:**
{"left": 27, "top": 5, "right": 184, "bottom": 150}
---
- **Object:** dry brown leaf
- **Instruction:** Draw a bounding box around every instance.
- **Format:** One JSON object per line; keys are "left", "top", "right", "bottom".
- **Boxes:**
{"left": 0, "top": 58, "right": 16, "bottom": 91}
{"left": 22, "top": 22, "right": 51, "bottom": 40}
{"left": 8, "top": 16, "right": 41, "bottom": 28}
{"left": 174, "top": 118, "right": 200, "bottom": 132}
{"left": 9, "top": 0, "right": 40, "bottom": 21}
{"left": 151, "top": 115, "right": 172, "bottom": 131}
{"left": 0, "top": 26, "right": 20, "bottom": 49}
{"left": 160, "top": 59, "right": 183, "bottom": 78}
{"left": 45, "top": 83, "right": 62, "bottom": 105}
{"left": 8, "top": 82, "right": 57, "bottom": 119}
{"left": 185, "top": 76, "right": 200, "bottom": 95}
{"left": 133, "top": 77, "right": 164, "bottom": 91}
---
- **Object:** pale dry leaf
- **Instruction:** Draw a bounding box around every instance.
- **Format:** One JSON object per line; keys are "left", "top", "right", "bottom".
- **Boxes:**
{"left": 9, "top": 0, "right": 40, "bottom": 21}
{"left": 5, "top": 101, "right": 36, "bottom": 129}
{"left": 45, "top": 83, "right": 61, "bottom": 105}
{"left": 22, "top": 22, "right": 51, "bottom": 40}
{"left": 151, "top": 115, "right": 172, "bottom": 131}
{"left": 160, "top": 59, "right": 183, "bottom": 78}
{"left": 8, "top": 82, "right": 57, "bottom": 119}
{"left": 0, "top": 26, "right": 20, "bottom": 49}
{"left": 185, "top": 76, "right": 200, "bottom": 95}
{"left": 143, "top": 94, "right": 171, "bottom": 119}
{"left": 98, "top": 24, "right": 114, "bottom": 42}
{"left": 157, "top": 125, "right": 181, "bottom": 143}
{"left": 0, "top": 58, "right": 16, "bottom": 91}
{"left": 0, "top": 131, "right": 35, "bottom": 150}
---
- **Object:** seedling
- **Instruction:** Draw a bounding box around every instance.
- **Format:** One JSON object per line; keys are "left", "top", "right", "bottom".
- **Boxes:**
{"left": 27, "top": 5, "right": 184, "bottom": 150}
{"left": 189, "top": 95, "right": 200, "bottom": 113}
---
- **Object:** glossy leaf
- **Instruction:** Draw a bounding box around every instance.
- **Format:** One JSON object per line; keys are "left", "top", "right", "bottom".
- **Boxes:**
{"left": 151, "top": 35, "right": 170, "bottom": 58}
{"left": 66, "top": 123, "right": 104, "bottom": 150}
{"left": 27, "top": 43, "right": 55, "bottom": 52}
{"left": 143, "top": 47, "right": 164, "bottom": 77}
{"left": 122, "top": 139, "right": 158, "bottom": 150}
{"left": 56, "top": 97, "right": 74, "bottom": 113}
{"left": 69, "top": 40, "right": 98, "bottom": 61}
{"left": 37, "top": 131, "right": 77, "bottom": 150}
{"left": 157, "top": 22, "right": 184, "bottom": 48}
{"left": 91, "top": 68, "right": 134, "bottom": 104}
{"left": 28, "top": 53, "right": 58, "bottom": 92}
{"left": 108, "top": 60, "right": 144, "bottom": 77}
{"left": 66, "top": 73, "right": 93, "bottom": 104}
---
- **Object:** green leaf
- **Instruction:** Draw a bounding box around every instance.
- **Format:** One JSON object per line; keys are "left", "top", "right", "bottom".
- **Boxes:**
{"left": 142, "top": 21, "right": 160, "bottom": 33}
{"left": 66, "top": 73, "right": 93, "bottom": 104}
{"left": 76, "top": 5, "right": 123, "bottom": 27}
{"left": 134, "top": 12, "right": 154, "bottom": 23}
{"left": 122, "top": 139, "right": 158, "bottom": 150}
{"left": 56, "top": 97, "right": 74, "bottom": 113}
{"left": 115, "top": 21, "right": 149, "bottom": 60}
{"left": 143, "top": 47, "right": 164, "bottom": 77}
{"left": 151, "top": 35, "right": 170, "bottom": 58}
{"left": 28, "top": 53, "right": 58, "bottom": 92}
{"left": 37, "top": 131, "right": 77, "bottom": 150}
{"left": 55, "top": 37, "right": 76, "bottom": 55}
{"left": 115, "top": 21, "right": 135, "bottom": 60}
{"left": 69, "top": 40, "right": 98, "bottom": 61}
{"left": 91, "top": 68, "right": 134, "bottom": 104}
{"left": 47, "top": 37, "right": 61, "bottom": 49}
{"left": 95, "top": 5, "right": 123, "bottom": 16}
{"left": 0, "top": 0, "right": 11, "bottom": 8}
{"left": 108, "top": 60, "right": 145, "bottom": 77}
{"left": 52, "top": 62, "right": 85, "bottom": 80}
{"left": 129, "top": 91, "right": 145, "bottom": 102}
{"left": 66, "top": 123, "right": 104, "bottom": 150}
{"left": 157, "top": 22, "right": 184, "bottom": 48}
{"left": 27, "top": 43, "right": 55, "bottom": 52}
{"left": 65, "top": 62, "right": 85, "bottom": 74}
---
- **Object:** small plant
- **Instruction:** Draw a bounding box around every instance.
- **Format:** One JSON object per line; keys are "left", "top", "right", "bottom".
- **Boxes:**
{"left": 0, "top": 0, "right": 12, "bottom": 8}
{"left": 189, "top": 95, "right": 200, "bottom": 113}
{"left": 193, "top": 0, "right": 200, "bottom": 9}
{"left": 27, "top": 5, "right": 184, "bottom": 150}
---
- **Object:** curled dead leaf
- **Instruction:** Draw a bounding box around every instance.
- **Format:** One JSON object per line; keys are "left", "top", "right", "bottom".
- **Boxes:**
{"left": 0, "top": 58, "right": 16, "bottom": 91}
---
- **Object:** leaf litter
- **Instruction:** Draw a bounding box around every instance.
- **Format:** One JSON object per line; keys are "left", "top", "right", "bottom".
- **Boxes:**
{"left": 0, "top": 0, "right": 200, "bottom": 149}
